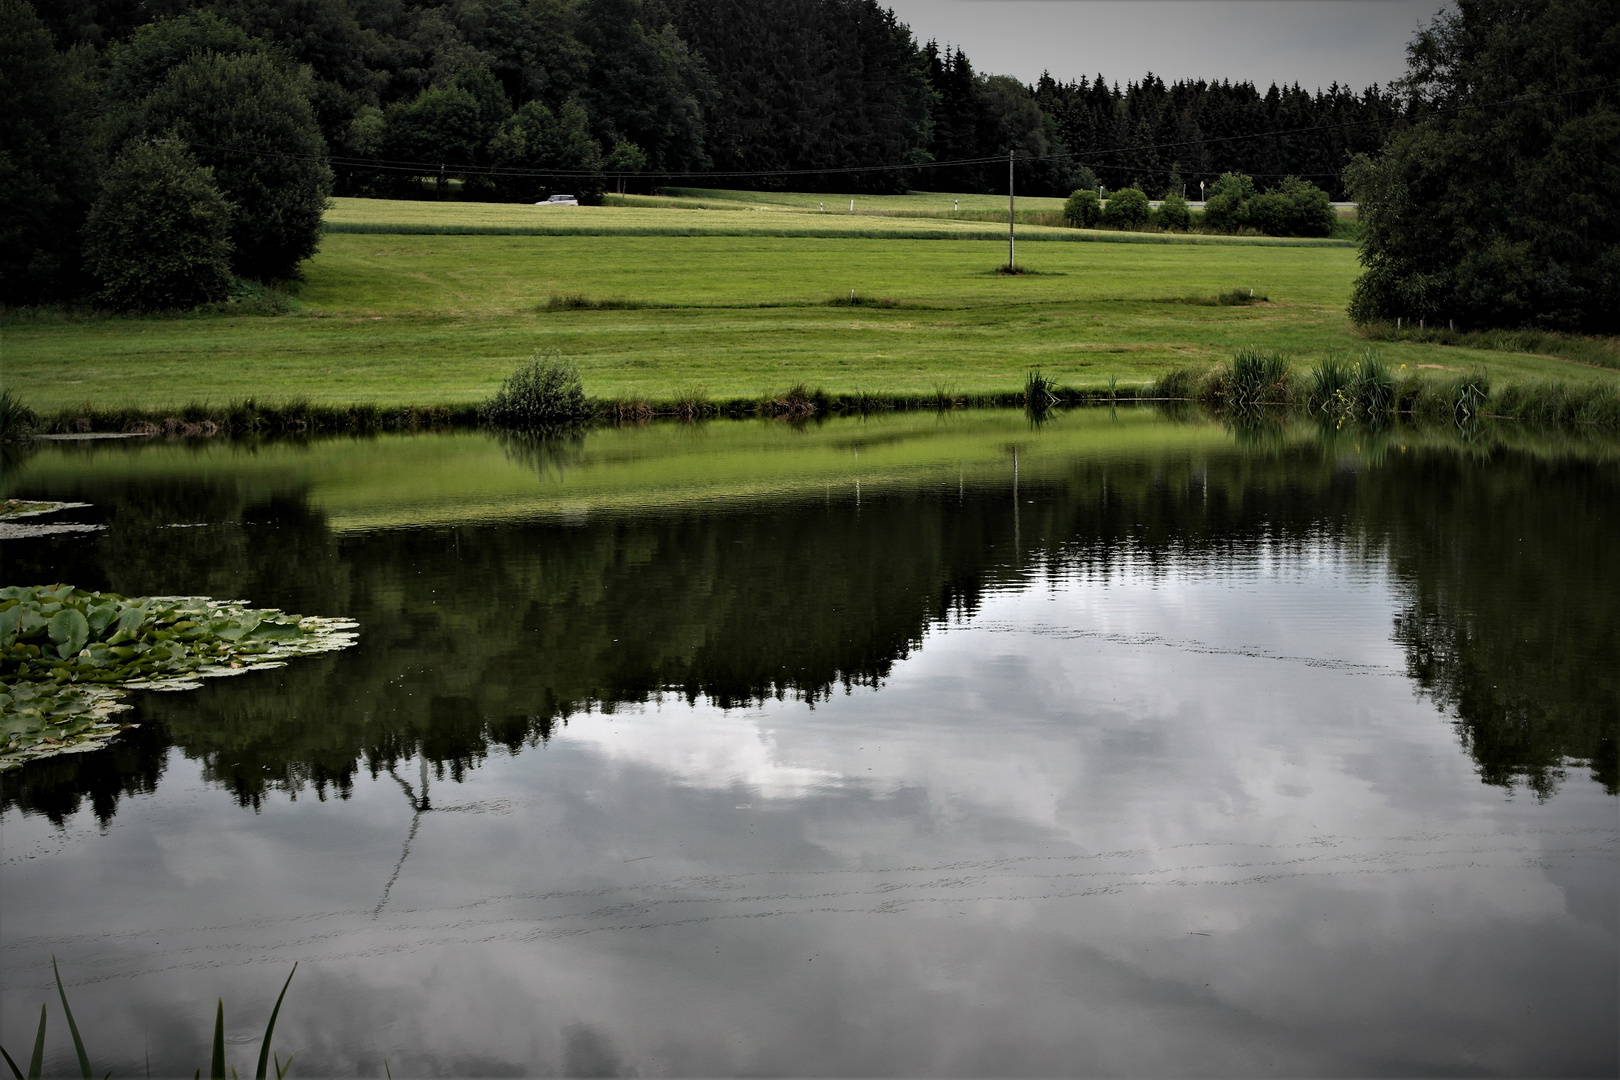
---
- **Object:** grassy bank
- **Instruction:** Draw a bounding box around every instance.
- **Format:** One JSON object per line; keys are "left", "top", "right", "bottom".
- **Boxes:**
{"left": 4, "top": 195, "right": 1613, "bottom": 416}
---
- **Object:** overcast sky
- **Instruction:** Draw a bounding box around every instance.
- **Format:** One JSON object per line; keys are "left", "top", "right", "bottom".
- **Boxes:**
{"left": 883, "top": 1, "right": 1452, "bottom": 92}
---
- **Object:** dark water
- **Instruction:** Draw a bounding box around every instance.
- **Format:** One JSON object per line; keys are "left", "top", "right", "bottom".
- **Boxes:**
{"left": 2, "top": 411, "right": 1616, "bottom": 1077}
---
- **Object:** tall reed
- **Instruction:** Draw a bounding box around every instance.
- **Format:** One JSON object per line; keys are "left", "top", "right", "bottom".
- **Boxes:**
{"left": 1221, "top": 348, "right": 1291, "bottom": 408}
{"left": 1307, "top": 350, "right": 1396, "bottom": 417}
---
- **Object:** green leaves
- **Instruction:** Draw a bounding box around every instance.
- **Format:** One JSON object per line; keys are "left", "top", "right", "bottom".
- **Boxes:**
{"left": 48, "top": 608, "right": 90, "bottom": 659}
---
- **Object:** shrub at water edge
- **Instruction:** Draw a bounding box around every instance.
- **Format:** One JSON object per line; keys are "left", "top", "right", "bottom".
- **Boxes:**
{"left": 480, "top": 352, "right": 593, "bottom": 429}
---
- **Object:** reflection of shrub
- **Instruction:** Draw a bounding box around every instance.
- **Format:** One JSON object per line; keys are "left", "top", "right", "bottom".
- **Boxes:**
{"left": 1101, "top": 187, "right": 1150, "bottom": 229}
{"left": 1063, "top": 188, "right": 1100, "bottom": 227}
{"left": 83, "top": 141, "right": 234, "bottom": 312}
{"left": 480, "top": 352, "right": 592, "bottom": 429}
{"left": 1156, "top": 192, "right": 1191, "bottom": 231}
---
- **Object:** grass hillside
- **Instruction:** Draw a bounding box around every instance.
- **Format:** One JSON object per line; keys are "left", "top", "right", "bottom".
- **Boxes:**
{"left": 4, "top": 194, "right": 1613, "bottom": 412}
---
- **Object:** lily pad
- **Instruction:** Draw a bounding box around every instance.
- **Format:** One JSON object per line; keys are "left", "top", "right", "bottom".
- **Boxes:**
{"left": 1, "top": 585, "right": 359, "bottom": 771}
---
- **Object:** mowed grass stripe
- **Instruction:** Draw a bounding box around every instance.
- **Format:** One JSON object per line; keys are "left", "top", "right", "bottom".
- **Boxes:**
{"left": 7, "top": 226, "right": 1613, "bottom": 412}
{"left": 322, "top": 198, "right": 1353, "bottom": 247}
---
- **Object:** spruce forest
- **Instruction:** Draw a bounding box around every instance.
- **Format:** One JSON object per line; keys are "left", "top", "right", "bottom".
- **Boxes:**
{"left": 28, "top": 0, "right": 1400, "bottom": 200}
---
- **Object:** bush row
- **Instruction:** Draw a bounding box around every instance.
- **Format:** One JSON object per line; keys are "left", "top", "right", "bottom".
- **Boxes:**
{"left": 1062, "top": 172, "right": 1335, "bottom": 237}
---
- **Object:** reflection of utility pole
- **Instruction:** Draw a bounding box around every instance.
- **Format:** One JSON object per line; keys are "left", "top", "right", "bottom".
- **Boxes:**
{"left": 1013, "top": 449, "right": 1020, "bottom": 557}
{"left": 373, "top": 757, "right": 432, "bottom": 918}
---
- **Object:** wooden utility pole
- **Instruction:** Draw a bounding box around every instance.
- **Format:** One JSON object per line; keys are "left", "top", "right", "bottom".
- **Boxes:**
{"left": 1007, "top": 148, "right": 1016, "bottom": 272}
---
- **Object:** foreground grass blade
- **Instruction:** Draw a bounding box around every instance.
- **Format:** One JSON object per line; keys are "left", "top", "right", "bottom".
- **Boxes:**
{"left": 254, "top": 964, "right": 297, "bottom": 1080}
{"left": 52, "top": 957, "right": 93, "bottom": 1080}
{"left": 29, "top": 1004, "right": 47, "bottom": 1080}
{"left": 0, "top": 1002, "right": 44, "bottom": 1080}
{"left": 211, "top": 1000, "right": 226, "bottom": 1080}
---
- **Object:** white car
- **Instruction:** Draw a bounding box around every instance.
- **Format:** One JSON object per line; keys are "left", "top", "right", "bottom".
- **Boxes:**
{"left": 535, "top": 194, "right": 579, "bottom": 206}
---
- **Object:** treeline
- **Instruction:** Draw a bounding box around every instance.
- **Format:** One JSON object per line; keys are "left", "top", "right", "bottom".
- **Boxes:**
{"left": 5, "top": 0, "right": 1408, "bottom": 304}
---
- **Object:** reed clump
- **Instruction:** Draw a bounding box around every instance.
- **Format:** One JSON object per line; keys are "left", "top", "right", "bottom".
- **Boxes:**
{"left": 1209, "top": 348, "right": 1291, "bottom": 408}
{"left": 764, "top": 383, "right": 825, "bottom": 417}
{"left": 1, "top": 389, "right": 36, "bottom": 442}
{"left": 1024, "top": 370, "right": 1060, "bottom": 414}
{"left": 668, "top": 385, "right": 715, "bottom": 419}
{"left": 1307, "top": 351, "right": 1396, "bottom": 417}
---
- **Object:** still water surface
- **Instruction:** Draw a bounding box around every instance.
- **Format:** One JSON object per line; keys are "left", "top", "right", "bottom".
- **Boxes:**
{"left": 2, "top": 410, "right": 1616, "bottom": 1076}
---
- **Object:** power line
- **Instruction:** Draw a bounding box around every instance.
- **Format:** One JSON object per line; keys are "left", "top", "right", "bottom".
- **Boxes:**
{"left": 180, "top": 78, "right": 1617, "bottom": 185}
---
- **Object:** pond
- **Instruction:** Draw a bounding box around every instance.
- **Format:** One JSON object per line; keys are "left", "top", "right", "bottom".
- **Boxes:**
{"left": 2, "top": 409, "right": 1616, "bottom": 1077}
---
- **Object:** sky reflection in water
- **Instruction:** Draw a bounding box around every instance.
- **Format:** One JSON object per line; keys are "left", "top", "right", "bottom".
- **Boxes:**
{"left": 1, "top": 411, "right": 1615, "bottom": 1077}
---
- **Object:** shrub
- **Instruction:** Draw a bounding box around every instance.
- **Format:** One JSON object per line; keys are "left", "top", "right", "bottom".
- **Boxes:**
{"left": 1244, "top": 192, "right": 1291, "bottom": 237}
{"left": 1202, "top": 190, "right": 1244, "bottom": 232}
{"left": 1208, "top": 172, "right": 1257, "bottom": 201}
{"left": 1275, "top": 176, "right": 1336, "bottom": 238}
{"left": 1062, "top": 188, "right": 1101, "bottom": 228}
{"left": 83, "top": 140, "right": 234, "bottom": 313}
{"left": 1156, "top": 192, "right": 1191, "bottom": 231}
{"left": 480, "top": 352, "right": 592, "bottom": 429}
{"left": 1101, "top": 187, "right": 1150, "bottom": 229}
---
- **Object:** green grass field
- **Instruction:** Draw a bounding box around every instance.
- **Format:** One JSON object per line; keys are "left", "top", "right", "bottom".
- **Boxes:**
{"left": 4, "top": 193, "right": 1613, "bottom": 412}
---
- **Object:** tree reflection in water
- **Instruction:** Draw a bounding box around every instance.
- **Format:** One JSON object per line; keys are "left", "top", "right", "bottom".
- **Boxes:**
{"left": 4, "top": 417, "right": 1613, "bottom": 826}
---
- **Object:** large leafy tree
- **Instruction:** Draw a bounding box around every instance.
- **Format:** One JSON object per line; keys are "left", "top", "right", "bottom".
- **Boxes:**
{"left": 0, "top": 0, "right": 100, "bottom": 304}
{"left": 130, "top": 51, "right": 333, "bottom": 281}
{"left": 83, "top": 140, "right": 234, "bottom": 312}
{"left": 490, "top": 98, "right": 605, "bottom": 202}
{"left": 1346, "top": 0, "right": 1619, "bottom": 332}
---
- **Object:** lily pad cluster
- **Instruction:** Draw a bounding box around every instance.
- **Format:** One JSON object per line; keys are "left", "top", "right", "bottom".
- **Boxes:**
{"left": 1, "top": 584, "right": 358, "bottom": 771}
